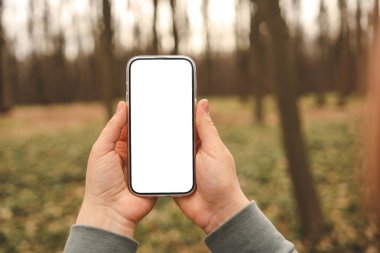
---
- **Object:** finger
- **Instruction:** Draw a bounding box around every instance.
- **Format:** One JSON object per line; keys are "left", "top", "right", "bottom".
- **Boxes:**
{"left": 194, "top": 102, "right": 201, "bottom": 152}
{"left": 93, "top": 101, "right": 127, "bottom": 156}
{"left": 116, "top": 115, "right": 128, "bottom": 163}
{"left": 119, "top": 125, "right": 128, "bottom": 142}
{"left": 115, "top": 141, "right": 127, "bottom": 162}
{"left": 195, "top": 99, "right": 223, "bottom": 152}
{"left": 118, "top": 103, "right": 129, "bottom": 142}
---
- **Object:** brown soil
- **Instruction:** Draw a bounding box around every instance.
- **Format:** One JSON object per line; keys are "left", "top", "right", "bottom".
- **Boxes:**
{"left": 0, "top": 103, "right": 106, "bottom": 138}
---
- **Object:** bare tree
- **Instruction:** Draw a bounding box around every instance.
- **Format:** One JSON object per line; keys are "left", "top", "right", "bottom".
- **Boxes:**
{"left": 369, "top": 0, "right": 379, "bottom": 55}
{"left": 202, "top": 0, "right": 213, "bottom": 94}
{"left": 0, "top": 0, "right": 12, "bottom": 113}
{"left": 354, "top": 0, "right": 367, "bottom": 93}
{"left": 249, "top": 0, "right": 265, "bottom": 123}
{"left": 170, "top": 0, "right": 179, "bottom": 54}
{"left": 27, "top": 0, "right": 47, "bottom": 104}
{"left": 316, "top": 0, "right": 329, "bottom": 106}
{"left": 73, "top": 6, "right": 94, "bottom": 101}
{"left": 100, "top": 0, "right": 115, "bottom": 118}
{"left": 234, "top": 0, "right": 249, "bottom": 101}
{"left": 336, "top": 0, "right": 352, "bottom": 107}
{"left": 290, "top": 0, "right": 303, "bottom": 97}
{"left": 42, "top": 0, "right": 64, "bottom": 102}
{"left": 152, "top": 0, "right": 159, "bottom": 54}
{"left": 254, "top": 0, "right": 324, "bottom": 238}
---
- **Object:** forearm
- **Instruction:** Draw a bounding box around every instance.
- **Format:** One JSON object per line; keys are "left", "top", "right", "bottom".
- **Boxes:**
{"left": 205, "top": 201, "right": 297, "bottom": 253}
{"left": 64, "top": 202, "right": 296, "bottom": 253}
{"left": 64, "top": 225, "right": 138, "bottom": 253}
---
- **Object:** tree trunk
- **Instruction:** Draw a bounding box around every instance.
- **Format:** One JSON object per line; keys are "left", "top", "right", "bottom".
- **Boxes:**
{"left": 255, "top": 0, "right": 324, "bottom": 238}
{"left": 100, "top": 0, "right": 114, "bottom": 119}
{"left": 355, "top": 0, "right": 366, "bottom": 93}
{"left": 152, "top": 0, "right": 159, "bottom": 54}
{"left": 202, "top": 0, "right": 213, "bottom": 95}
{"left": 0, "top": 0, "right": 12, "bottom": 113}
{"left": 235, "top": 0, "right": 249, "bottom": 101}
{"left": 316, "top": 0, "right": 329, "bottom": 106}
{"left": 337, "top": 0, "right": 350, "bottom": 107}
{"left": 170, "top": 0, "right": 179, "bottom": 55}
{"left": 250, "top": 0, "right": 264, "bottom": 123}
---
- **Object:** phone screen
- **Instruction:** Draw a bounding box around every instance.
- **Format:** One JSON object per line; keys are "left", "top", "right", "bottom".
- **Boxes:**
{"left": 127, "top": 56, "right": 195, "bottom": 195}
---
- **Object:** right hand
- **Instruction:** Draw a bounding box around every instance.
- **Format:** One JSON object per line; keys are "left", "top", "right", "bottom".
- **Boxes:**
{"left": 175, "top": 99, "right": 249, "bottom": 234}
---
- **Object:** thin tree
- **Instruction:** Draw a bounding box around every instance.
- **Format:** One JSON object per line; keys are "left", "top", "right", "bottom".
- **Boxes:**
{"left": 170, "top": 0, "right": 179, "bottom": 54}
{"left": 336, "top": 0, "right": 351, "bottom": 107}
{"left": 202, "top": 0, "right": 213, "bottom": 94}
{"left": 73, "top": 6, "right": 93, "bottom": 101}
{"left": 100, "top": 0, "right": 115, "bottom": 118}
{"left": 28, "top": 0, "right": 46, "bottom": 104}
{"left": 234, "top": 0, "right": 248, "bottom": 101}
{"left": 42, "top": 0, "right": 61, "bottom": 102}
{"left": 254, "top": 0, "right": 324, "bottom": 238}
{"left": 249, "top": 0, "right": 265, "bottom": 123}
{"left": 152, "top": 0, "right": 159, "bottom": 54}
{"left": 290, "top": 0, "right": 303, "bottom": 97}
{"left": 372, "top": 0, "right": 380, "bottom": 43}
{"left": 355, "top": 0, "right": 367, "bottom": 93}
{"left": 0, "top": 0, "right": 12, "bottom": 113}
{"left": 316, "top": 0, "right": 329, "bottom": 106}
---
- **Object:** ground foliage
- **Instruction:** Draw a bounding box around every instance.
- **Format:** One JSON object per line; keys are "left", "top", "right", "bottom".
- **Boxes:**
{"left": 0, "top": 96, "right": 377, "bottom": 253}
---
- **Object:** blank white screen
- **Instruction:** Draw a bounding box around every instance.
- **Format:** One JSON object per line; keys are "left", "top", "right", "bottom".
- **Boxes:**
{"left": 129, "top": 58, "right": 194, "bottom": 194}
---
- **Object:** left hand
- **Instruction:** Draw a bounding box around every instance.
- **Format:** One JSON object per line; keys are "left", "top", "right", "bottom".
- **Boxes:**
{"left": 76, "top": 101, "right": 157, "bottom": 238}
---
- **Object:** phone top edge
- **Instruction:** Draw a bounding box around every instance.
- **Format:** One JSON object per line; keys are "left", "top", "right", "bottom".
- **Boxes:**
{"left": 126, "top": 55, "right": 196, "bottom": 71}
{"left": 127, "top": 54, "right": 195, "bottom": 60}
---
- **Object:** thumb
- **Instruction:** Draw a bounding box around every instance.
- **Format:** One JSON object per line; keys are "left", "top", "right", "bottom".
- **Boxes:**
{"left": 196, "top": 99, "right": 223, "bottom": 152}
{"left": 92, "top": 101, "right": 127, "bottom": 157}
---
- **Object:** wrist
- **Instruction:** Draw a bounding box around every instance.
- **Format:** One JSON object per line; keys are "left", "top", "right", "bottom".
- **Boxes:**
{"left": 76, "top": 202, "right": 136, "bottom": 238}
{"left": 204, "top": 194, "right": 250, "bottom": 234}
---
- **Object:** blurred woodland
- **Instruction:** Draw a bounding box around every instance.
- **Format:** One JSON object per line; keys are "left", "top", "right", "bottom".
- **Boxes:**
{"left": 0, "top": 0, "right": 380, "bottom": 251}
{"left": 0, "top": 0, "right": 378, "bottom": 111}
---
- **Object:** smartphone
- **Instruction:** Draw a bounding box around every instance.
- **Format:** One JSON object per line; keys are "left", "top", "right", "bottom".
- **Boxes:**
{"left": 126, "top": 56, "right": 196, "bottom": 196}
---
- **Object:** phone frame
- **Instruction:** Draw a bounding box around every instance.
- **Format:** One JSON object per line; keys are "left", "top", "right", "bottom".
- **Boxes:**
{"left": 126, "top": 55, "right": 197, "bottom": 196}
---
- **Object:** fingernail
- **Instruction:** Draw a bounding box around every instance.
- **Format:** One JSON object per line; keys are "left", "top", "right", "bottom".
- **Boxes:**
{"left": 202, "top": 100, "right": 209, "bottom": 114}
{"left": 116, "top": 101, "right": 123, "bottom": 113}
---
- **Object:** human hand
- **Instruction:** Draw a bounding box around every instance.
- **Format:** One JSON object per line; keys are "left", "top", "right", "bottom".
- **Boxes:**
{"left": 76, "top": 101, "right": 156, "bottom": 238}
{"left": 175, "top": 99, "right": 249, "bottom": 234}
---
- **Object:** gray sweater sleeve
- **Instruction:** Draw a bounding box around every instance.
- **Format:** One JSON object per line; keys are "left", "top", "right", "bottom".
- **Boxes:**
{"left": 205, "top": 201, "right": 297, "bottom": 253}
{"left": 64, "top": 202, "right": 296, "bottom": 253}
{"left": 63, "top": 225, "right": 138, "bottom": 253}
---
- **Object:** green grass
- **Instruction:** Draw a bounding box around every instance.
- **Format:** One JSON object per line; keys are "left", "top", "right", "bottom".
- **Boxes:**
{"left": 0, "top": 96, "right": 376, "bottom": 252}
